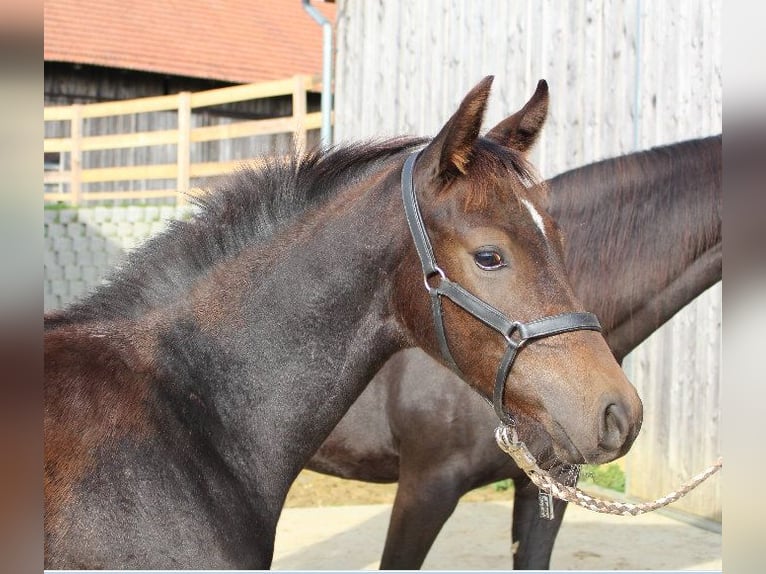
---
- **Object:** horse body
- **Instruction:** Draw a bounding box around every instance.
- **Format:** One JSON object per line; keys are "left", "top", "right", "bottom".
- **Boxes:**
{"left": 308, "top": 134, "right": 722, "bottom": 569}
{"left": 45, "top": 78, "right": 642, "bottom": 569}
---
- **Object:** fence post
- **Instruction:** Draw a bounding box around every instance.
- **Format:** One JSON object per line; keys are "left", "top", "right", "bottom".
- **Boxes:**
{"left": 292, "top": 75, "right": 307, "bottom": 153}
{"left": 70, "top": 104, "right": 82, "bottom": 205}
{"left": 176, "top": 91, "right": 192, "bottom": 205}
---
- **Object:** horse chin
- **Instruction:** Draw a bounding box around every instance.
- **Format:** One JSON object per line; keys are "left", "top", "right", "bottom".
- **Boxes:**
{"left": 511, "top": 415, "right": 585, "bottom": 468}
{"left": 500, "top": 409, "right": 593, "bottom": 465}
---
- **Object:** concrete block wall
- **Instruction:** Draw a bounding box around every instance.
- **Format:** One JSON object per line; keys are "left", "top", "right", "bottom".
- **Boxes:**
{"left": 44, "top": 205, "right": 195, "bottom": 312}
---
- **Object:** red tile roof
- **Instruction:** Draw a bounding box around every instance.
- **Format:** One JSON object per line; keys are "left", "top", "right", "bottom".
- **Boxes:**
{"left": 44, "top": 0, "right": 336, "bottom": 84}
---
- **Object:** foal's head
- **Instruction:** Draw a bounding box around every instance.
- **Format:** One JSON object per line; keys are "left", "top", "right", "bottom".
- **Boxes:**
{"left": 393, "top": 77, "right": 642, "bottom": 464}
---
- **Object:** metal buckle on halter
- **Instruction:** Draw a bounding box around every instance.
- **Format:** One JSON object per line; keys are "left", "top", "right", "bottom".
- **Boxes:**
{"left": 423, "top": 266, "right": 447, "bottom": 293}
{"left": 503, "top": 321, "right": 525, "bottom": 348}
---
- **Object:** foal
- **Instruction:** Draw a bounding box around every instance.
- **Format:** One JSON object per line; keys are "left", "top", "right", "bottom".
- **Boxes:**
{"left": 44, "top": 77, "right": 642, "bottom": 568}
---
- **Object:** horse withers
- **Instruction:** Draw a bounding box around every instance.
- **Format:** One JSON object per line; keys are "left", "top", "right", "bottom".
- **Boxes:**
{"left": 308, "top": 134, "right": 722, "bottom": 569}
{"left": 44, "top": 77, "right": 642, "bottom": 569}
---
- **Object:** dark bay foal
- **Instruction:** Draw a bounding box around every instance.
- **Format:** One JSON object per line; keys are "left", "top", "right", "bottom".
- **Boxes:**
{"left": 44, "top": 77, "right": 642, "bottom": 569}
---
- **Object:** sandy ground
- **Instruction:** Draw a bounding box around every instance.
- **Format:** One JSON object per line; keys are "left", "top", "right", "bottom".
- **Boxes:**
{"left": 283, "top": 469, "right": 515, "bottom": 508}
{"left": 273, "top": 471, "right": 721, "bottom": 571}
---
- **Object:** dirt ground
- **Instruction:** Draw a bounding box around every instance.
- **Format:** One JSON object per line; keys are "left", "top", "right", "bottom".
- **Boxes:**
{"left": 284, "top": 469, "right": 514, "bottom": 508}
{"left": 275, "top": 470, "right": 722, "bottom": 571}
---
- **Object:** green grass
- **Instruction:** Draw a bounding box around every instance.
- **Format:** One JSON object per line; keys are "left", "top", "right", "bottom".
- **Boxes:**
{"left": 44, "top": 199, "right": 179, "bottom": 210}
{"left": 492, "top": 478, "right": 513, "bottom": 492}
{"left": 578, "top": 463, "right": 626, "bottom": 492}
{"left": 44, "top": 202, "right": 75, "bottom": 210}
{"left": 490, "top": 462, "right": 626, "bottom": 493}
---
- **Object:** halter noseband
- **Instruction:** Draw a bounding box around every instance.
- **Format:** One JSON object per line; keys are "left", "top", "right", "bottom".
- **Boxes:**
{"left": 400, "top": 150, "right": 602, "bottom": 426}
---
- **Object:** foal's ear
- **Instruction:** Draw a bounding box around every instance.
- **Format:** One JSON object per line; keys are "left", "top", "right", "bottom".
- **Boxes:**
{"left": 486, "top": 79, "right": 549, "bottom": 155}
{"left": 418, "top": 75, "right": 494, "bottom": 183}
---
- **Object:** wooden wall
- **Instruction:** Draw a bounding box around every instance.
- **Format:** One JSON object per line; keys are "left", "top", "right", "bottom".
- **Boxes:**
{"left": 334, "top": 0, "right": 722, "bottom": 522}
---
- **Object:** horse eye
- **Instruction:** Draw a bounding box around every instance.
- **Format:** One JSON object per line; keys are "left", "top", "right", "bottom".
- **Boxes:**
{"left": 473, "top": 249, "right": 506, "bottom": 270}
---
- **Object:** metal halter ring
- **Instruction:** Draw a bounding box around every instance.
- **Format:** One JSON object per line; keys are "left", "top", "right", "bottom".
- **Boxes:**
{"left": 423, "top": 267, "right": 447, "bottom": 293}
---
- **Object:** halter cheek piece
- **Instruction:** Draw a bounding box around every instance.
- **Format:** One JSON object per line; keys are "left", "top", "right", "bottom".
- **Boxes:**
{"left": 401, "top": 151, "right": 603, "bottom": 426}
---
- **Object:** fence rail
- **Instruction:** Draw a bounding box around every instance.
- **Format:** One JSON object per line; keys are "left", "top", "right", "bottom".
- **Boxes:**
{"left": 44, "top": 75, "right": 324, "bottom": 205}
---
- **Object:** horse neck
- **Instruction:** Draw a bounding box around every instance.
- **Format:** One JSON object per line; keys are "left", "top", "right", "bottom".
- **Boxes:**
{"left": 549, "top": 136, "right": 722, "bottom": 361}
{"left": 148, "top": 157, "right": 411, "bottom": 506}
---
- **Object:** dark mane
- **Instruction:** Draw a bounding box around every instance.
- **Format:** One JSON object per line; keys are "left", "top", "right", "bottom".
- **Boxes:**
{"left": 549, "top": 135, "right": 722, "bottom": 327}
{"left": 45, "top": 138, "right": 425, "bottom": 327}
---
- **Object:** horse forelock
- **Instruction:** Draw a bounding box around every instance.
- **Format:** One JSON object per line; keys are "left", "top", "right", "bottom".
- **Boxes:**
{"left": 456, "top": 138, "right": 544, "bottom": 213}
{"left": 49, "top": 138, "right": 427, "bottom": 324}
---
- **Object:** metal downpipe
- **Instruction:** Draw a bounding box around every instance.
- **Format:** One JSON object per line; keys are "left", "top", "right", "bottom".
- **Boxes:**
{"left": 301, "top": 0, "right": 333, "bottom": 147}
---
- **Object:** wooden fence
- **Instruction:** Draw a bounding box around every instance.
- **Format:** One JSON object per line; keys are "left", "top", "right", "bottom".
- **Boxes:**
{"left": 44, "top": 75, "right": 323, "bottom": 205}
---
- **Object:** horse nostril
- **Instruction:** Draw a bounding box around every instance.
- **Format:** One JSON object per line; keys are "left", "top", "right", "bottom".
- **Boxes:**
{"left": 599, "top": 403, "right": 629, "bottom": 452}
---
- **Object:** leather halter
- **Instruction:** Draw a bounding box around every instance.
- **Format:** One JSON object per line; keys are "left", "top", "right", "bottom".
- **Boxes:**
{"left": 400, "top": 150, "right": 602, "bottom": 426}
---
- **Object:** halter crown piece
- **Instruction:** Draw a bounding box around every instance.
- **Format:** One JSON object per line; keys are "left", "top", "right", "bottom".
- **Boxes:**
{"left": 400, "top": 151, "right": 603, "bottom": 426}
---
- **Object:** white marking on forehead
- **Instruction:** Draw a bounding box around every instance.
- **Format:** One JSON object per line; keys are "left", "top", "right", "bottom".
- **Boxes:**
{"left": 520, "top": 198, "right": 547, "bottom": 237}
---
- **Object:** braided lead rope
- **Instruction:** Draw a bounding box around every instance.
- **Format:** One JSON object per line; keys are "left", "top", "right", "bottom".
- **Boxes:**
{"left": 495, "top": 424, "right": 722, "bottom": 517}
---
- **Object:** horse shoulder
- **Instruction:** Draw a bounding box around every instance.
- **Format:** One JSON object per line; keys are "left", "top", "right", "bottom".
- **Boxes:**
{"left": 44, "top": 324, "right": 157, "bottom": 545}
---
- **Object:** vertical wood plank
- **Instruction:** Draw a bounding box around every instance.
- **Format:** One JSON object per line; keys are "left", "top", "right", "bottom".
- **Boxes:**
{"left": 176, "top": 91, "right": 191, "bottom": 205}
{"left": 292, "top": 75, "right": 308, "bottom": 153}
{"left": 69, "top": 104, "right": 82, "bottom": 205}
